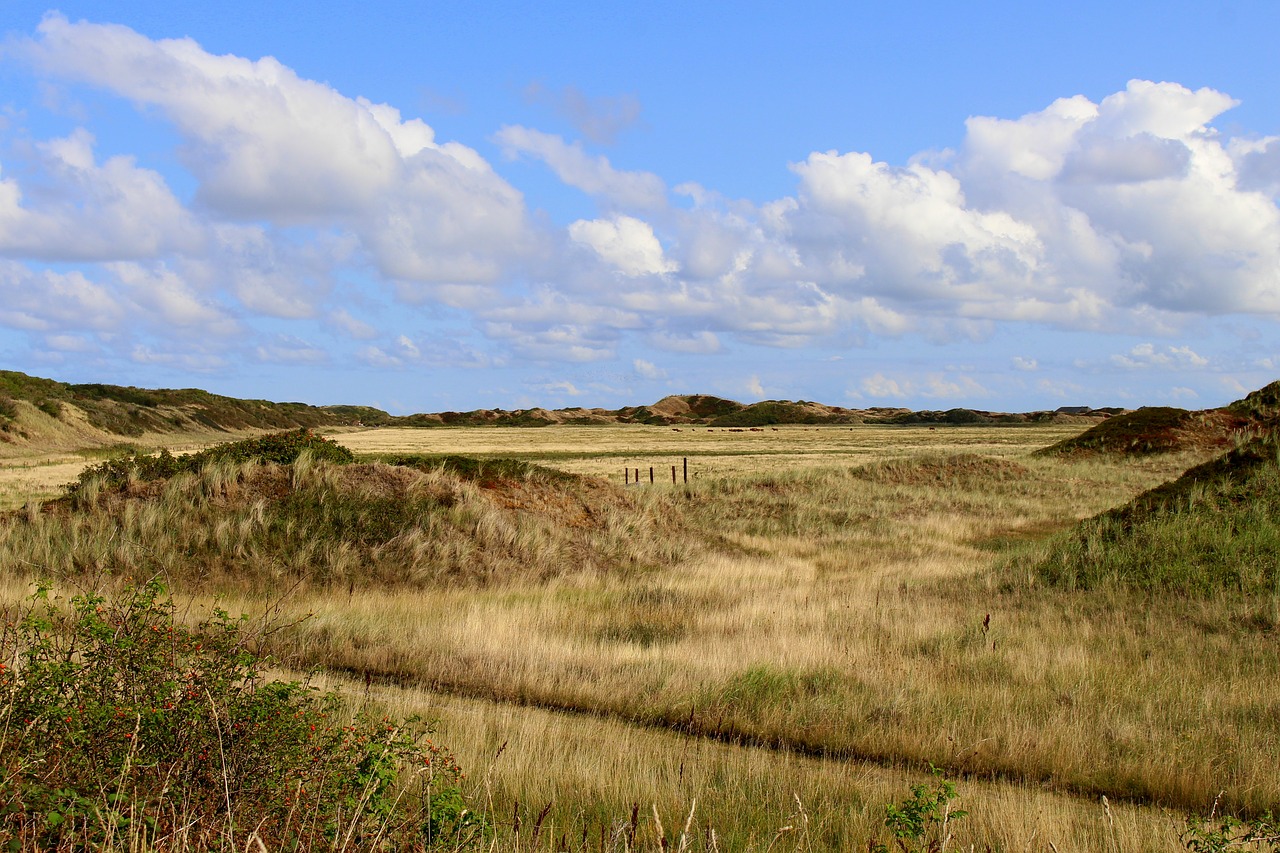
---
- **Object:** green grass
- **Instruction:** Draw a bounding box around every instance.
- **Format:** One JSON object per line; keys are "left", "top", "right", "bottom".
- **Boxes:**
{"left": 1027, "top": 434, "right": 1280, "bottom": 596}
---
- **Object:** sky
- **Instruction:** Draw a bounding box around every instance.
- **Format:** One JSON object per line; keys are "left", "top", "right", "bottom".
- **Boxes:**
{"left": 1, "top": 2, "right": 1278, "bottom": 414}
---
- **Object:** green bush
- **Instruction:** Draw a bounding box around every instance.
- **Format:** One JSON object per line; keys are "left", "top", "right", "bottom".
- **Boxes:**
{"left": 872, "top": 768, "right": 968, "bottom": 853}
{"left": 0, "top": 397, "right": 17, "bottom": 422}
{"left": 1183, "top": 811, "right": 1280, "bottom": 851}
{"left": 68, "top": 429, "right": 355, "bottom": 496}
{"left": 0, "top": 580, "right": 484, "bottom": 849}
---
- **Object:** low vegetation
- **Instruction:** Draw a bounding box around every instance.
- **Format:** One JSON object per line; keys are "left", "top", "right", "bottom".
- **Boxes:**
{"left": 1027, "top": 433, "right": 1280, "bottom": 595}
{"left": 4, "top": 432, "right": 686, "bottom": 593}
{"left": 0, "top": 370, "right": 389, "bottom": 439}
{"left": 1, "top": 375, "right": 1278, "bottom": 850}
{"left": 1038, "top": 402, "right": 1262, "bottom": 458}
{"left": 0, "top": 579, "right": 478, "bottom": 850}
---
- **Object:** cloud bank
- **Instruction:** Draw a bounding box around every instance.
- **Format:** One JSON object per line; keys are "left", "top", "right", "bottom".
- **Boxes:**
{"left": 1, "top": 14, "right": 1277, "bottom": 407}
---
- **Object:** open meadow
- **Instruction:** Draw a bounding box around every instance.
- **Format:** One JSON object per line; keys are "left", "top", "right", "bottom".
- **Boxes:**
{"left": 0, "top": 420, "right": 1275, "bottom": 850}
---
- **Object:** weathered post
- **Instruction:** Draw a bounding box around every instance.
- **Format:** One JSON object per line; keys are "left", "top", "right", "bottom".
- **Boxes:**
{"left": 672, "top": 465, "right": 676, "bottom": 483}
{"left": 683, "top": 457, "right": 688, "bottom": 483}
{"left": 649, "top": 467, "right": 654, "bottom": 483}
{"left": 625, "top": 468, "right": 629, "bottom": 484}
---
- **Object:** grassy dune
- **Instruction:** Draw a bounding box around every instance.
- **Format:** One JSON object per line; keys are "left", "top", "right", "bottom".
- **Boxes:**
{"left": 0, "top": 421, "right": 1275, "bottom": 850}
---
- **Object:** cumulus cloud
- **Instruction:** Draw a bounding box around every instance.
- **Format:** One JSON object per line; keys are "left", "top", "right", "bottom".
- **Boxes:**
{"left": 859, "top": 372, "right": 988, "bottom": 400}
{"left": 483, "top": 322, "right": 615, "bottom": 363}
{"left": 632, "top": 358, "right": 666, "bottom": 380}
{"left": 648, "top": 330, "right": 721, "bottom": 353}
{"left": 5, "top": 16, "right": 1279, "bottom": 394}
{"left": 0, "top": 262, "right": 124, "bottom": 331}
{"left": 1109, "top": 342, "right": 1210, "bottom": 370}
{"left": 568, "top": 215, "right": 677, "bottom": 276}
{"left": 0, "top": 129, "right": 201, "bottom": 260}
{"left": 21, "top": 13, "right": 536, "bottom": 290}
{"left": 530, "top": 380, "right": 585, "bottom": 397}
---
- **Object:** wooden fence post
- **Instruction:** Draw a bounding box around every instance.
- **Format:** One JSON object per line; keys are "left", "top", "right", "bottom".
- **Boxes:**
{"left": 649, "top": 467, "right": 654, "bottom": 484}
{"left": 672, "top": 465, "right": 676, "bottom": 483}
{"left": 683, "top": 457, "right": 688, "bottom": 483}
{"left": 625, "top": 468, "right": 629, "bottom": 484}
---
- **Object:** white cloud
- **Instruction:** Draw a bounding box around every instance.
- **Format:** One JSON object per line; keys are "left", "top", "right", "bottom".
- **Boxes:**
{"left": 0, "top": 129, "right": 201, "bottom": 261}
{"left": 861, "top": 373, "right": 908, "bottom": 399}
{"left": 5, "top": 19, "right": 1280, "bottom": 396}
{"left": 0, "top": 262, "right": 124, "bottom": 331}
{"left": 328, "top": 308, "right": 379, "bottom": 340}
{"left": 495, "top": 126, "right": 666, "bottom": 210}
{"left": 531, "top": 380, "right": 584, "bottom": 397}
{"left": 23, "top": 14, "right": 536, "bottom": 290}
{"left": 632, "top": 358, "right": 666, "bottom": 380}
{"left": 394, "top": 335, "right": 420, "bottom": 360}
{"left": 1109, "top": 342, "right": 1210, "bottom": 370}
{"left": 484, "top": 322, "right": 615, "bottom": 363}
{"left": 859, "top": 372, "right": 988, "bottom": 401}
{"left": 648, "top": 330, "right": 721, "bottom": 353}
{"left": 355, "top": 345, "right": 402, "bottom": 369}
{"left": 254, "top": 336, "right": 328, "bottom": 364}
{"left": 568, "top": 215, "right": 676, "bottom": 276}
{"left": 744, "top": 375, "right": 765, "bottom": 398}
{"left": 108, "top": 262, "right": 237, "bottom": 334}
{"left": 44, "top": 333, "right": 96, "bottom": 353}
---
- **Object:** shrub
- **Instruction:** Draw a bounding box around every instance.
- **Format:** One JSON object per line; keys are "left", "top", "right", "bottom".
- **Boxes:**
{"left": 67, "top": 429, "right": 354, "bottom": 496}
{"left": 0, "top": 397, "right": 17, "bottom": 421}
{"left": 0, "top": 580, "right": 484, "bottom": 849}
{"left": 871, "top": 767, "right": 968, "bottom": 853}
{"left": 1183, "top": 811, "right": 1280, "bottom": 851}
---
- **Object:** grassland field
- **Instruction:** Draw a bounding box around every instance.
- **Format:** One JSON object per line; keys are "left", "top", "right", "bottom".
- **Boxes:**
{"left": 0, "top": 421, "right": 1274, "bottom": 851}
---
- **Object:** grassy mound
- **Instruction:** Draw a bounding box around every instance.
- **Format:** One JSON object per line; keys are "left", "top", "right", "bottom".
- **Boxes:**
{"left": 1227, "top": 379, "right": 1280, "bottom": 421}
{"left": 1028, "top": 434, "right": 1280, "bottom": 596}
{"left": 2, "top": 435, "right": 687, "bottom": 591}
{"left": 66, "top": 428, "right": 354, "bottom": 495}
{"left": 0, "top": 370, "right": 389, "bottom": 440}
{"left": 1036, "top": 406, "right": 1248, "bottom": 457}
{"left": 852, "top": 453, "right": 1030, "bottom": 487}
{"left": 709, "top": 400, "right": 861, "bottom": 427}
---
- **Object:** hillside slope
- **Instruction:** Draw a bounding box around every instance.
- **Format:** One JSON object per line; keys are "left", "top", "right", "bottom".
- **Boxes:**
{"left": 1, "top": 369, "right": 1121, "bottom": 452}
{"left": 1030, "top": 432, "right": 1280, "bottom": 595}
{"left": 0, "top": 370, "right": 388, "bottom": 453}
{"left": 1037, "top": 381, "right": 1280, "bottom": 458}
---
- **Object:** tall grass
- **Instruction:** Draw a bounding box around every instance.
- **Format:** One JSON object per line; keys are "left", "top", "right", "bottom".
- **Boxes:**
{"left": 1, "top": 425, "right": 1275, "bottom": 849}
{"left": 1, "top": 454, "right": 687, "bottom": 592}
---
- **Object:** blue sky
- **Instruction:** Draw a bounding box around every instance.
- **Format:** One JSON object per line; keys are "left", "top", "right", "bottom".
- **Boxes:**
{"left": 1, "top": 2, "right": 1278, "bottom": 413}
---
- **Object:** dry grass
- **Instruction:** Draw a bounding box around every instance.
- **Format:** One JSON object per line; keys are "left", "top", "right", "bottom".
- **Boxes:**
{"left": 0, "top": 422, "right": 1272, "bottom": 850}
{"left": 332, "top": 423, "right": 1088, "bottom": 480}
{"left": 298, "top": 671, "right": 1191, "bottom": 852}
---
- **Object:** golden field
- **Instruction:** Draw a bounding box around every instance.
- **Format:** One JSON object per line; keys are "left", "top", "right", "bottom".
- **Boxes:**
{"left": 1, "top": 421, "right": 1274, "bottom": 850}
